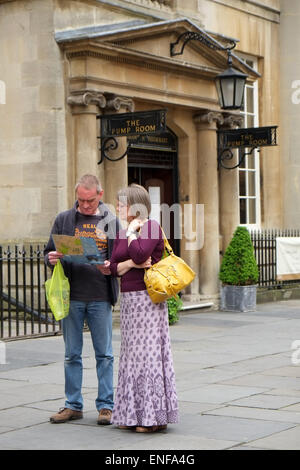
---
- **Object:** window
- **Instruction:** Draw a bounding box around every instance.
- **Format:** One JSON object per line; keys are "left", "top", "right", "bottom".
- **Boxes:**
{"left": 238, "top": 56, "right": 260, "bottom": 228}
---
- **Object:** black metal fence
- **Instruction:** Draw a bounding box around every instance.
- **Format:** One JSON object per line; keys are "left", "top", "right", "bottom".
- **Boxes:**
{"left": 250, "top": 229, "right": 300, "bottom": 288}
{"left": 1, "top": 230, "right": 300, "bottom": 339}
{"left": 0, "top": 244, "right": 60, "bottom": 340}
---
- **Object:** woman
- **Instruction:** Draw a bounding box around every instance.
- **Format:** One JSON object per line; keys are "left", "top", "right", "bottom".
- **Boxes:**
{"left": 106, "top": 184, "right": 178, "bottom": 433}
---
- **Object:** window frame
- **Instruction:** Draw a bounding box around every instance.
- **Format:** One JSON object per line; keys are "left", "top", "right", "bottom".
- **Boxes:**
{"left": 237, "top": 54, "right": 261, "bottom": 229}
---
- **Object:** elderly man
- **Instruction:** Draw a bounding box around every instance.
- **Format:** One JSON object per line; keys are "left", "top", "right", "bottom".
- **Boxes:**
{"left": 44, "top": 174, "right": 120, "bottom": 425}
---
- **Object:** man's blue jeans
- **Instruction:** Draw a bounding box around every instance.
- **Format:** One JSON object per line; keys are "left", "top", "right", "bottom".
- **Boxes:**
{"left": 62, "top": 300, "right": 113, "bottom": 412}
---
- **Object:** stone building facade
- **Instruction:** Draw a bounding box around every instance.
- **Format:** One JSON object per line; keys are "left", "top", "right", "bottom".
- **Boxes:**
{"left": 280, "top": 0, "right": 300, "bottom": 229}
{"left": 0, "top": 0, "right": 282, "bottom": 303}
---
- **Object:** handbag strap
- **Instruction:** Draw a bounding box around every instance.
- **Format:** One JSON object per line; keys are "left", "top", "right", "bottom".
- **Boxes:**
{"left": 160, "top": 226, "right": 173, "bottom": 255}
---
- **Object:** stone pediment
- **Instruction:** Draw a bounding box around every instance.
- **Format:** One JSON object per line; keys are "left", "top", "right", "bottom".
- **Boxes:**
{"left": 56, "top": 17, "right": 259, "bottom": 81}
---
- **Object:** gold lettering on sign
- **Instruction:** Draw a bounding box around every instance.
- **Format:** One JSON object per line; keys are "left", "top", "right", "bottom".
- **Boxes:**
{"left": 135, "top": 124, "right": 156, "bottom": 133}
{"left": 227, "top": 136, "right": 268, "bottom": 148}
{"left": 126, "top": 120, "right": 140, "bottom": 127}
{"left": 111, "top": 127, "right": 131, "bottom": 135}
{"left": 110, "top": 123, "right": 156, "bottom": 135}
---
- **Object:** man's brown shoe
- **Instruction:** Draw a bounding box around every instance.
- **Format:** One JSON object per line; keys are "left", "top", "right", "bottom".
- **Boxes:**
{"left": 97, "top": 408, "right": 112, "bottom": 425}
{"left": 50, "top": 408, "right": 83, "bottom": 424}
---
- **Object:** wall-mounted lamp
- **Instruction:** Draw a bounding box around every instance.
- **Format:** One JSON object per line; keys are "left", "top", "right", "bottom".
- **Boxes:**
{"left": 170, "top": 31, "right": 247, "bottom": 111}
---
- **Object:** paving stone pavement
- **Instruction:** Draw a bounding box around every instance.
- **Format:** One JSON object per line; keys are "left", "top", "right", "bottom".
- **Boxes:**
{"left": 1, "top": 300, "right": 300, "bottom": 451}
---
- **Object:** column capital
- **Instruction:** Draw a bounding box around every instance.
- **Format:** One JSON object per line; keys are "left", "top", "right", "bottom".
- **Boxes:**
{"left": 67, "top": 91, "right": 135, "bottom": 114}
{"left": 67, "top": 90, "right": 107, "bottom": 111}
{"left": 194, "top": 111, "right": 224, "bottom": 129}
{"left": 104, "top": 94, "right": 135, "bottom": 113}
{"left": 219, "top": 113, "right": 244, "bottom": 129}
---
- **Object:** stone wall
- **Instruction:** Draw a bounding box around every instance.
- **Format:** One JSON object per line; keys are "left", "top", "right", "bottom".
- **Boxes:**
{"left": 280, "top": 0, "right": 300, "bottom": 229}
{"left": 0, "top": 0, "right": 68, "bottom": 242}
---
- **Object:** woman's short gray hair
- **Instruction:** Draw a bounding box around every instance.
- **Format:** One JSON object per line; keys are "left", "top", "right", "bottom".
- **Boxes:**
{"left": 118, "top": 184, "right": 151, "bottom": 219}
{"left": 75, "top": 174, "right": 102, "bottom": 194}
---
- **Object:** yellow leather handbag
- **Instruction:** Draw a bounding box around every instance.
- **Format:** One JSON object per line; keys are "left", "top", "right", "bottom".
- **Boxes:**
{"left": 144, "top": 230, "right": 196, "bottom": 303}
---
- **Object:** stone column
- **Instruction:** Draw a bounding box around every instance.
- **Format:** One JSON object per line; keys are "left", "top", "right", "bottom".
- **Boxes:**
{"left": 67, "top": 90, "right": 106, "bottom": 190}
{"left": 103, "top": 95, "right": 135, "bottom": 208}
{"left": 218, "top": 114, "right": 244, "bottom": 253}
{"left": 194, "top": 111, "right": 224, "bottom": 298}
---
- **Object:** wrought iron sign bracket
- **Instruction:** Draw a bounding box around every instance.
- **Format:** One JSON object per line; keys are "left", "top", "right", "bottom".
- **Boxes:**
{"left": 217, "top": 126, "right": 278, "bottom": 170}
{"left": 218, "top": 146, "right": 259, "bottom": 170}
{"left": 170, "top": 30, "right": 237, "bottom": 58}
{"left": 98, "top": 134, "right": 145, "bottom": 165}
{"left": 97, "top": 109, "right": 167, "bottom": 164}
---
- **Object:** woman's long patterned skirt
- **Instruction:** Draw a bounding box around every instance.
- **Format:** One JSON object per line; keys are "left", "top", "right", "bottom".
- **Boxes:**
{"left": 111, "top": 290, "right": 179, "bottom": 427}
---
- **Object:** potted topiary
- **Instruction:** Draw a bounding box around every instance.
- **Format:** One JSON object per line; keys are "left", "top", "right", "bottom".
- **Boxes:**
{"left": 219, "top": 226, "right": 259, "bottom": 312}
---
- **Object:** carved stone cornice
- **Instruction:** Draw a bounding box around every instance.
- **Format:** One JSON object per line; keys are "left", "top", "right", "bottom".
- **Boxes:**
{"left": 104, "top": 95, "right": 135, "bottom": 113}
{"left": 194, "top": 111, "right": 224, "bottom": 128}
{"left": 67, "top": 90, "right": 106, "bottom": 108}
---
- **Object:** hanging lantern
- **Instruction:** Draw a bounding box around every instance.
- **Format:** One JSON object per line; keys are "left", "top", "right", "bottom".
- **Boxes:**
{"left": 215, "top": 53, "right": 247, "bottom": 110}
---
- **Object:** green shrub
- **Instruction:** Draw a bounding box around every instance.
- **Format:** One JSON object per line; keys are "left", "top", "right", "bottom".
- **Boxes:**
{"left": 219, "top": 226, "right": 259, "bottom": 286}
{"left": 167, "top": 295, "right": 183, "bottom": 325}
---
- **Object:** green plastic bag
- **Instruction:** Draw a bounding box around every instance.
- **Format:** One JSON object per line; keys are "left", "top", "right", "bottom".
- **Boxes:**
{"left": 45, "top": 260, "right": 70, "bottom": 321}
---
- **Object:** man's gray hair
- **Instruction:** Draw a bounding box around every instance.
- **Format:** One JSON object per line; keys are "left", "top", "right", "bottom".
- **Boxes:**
{"left": 75, "top": 174, "right": 102, "bottom": 194}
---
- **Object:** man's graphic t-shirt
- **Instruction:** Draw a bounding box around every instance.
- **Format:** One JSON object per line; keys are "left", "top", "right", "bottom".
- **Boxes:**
{"left": 75, "top": 214, "right": 108, "bottom": 260}
{"left": 70, "top": 212, "right": 110, "bottom": 302}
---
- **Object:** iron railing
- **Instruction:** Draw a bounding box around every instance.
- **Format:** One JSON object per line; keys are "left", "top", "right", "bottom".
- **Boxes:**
{"left": 0, "top": 244, "right": 60, "bottom": 340}
{"left": 1, "top": 230, "right": 300, "bottom": 339}
{"left": 250, "top": 229, "right": 300, "bottom": 288}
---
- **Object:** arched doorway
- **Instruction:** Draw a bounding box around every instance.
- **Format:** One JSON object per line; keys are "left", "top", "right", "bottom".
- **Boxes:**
{"left": 127, "top": 128, "right": 179, "bottom": 254}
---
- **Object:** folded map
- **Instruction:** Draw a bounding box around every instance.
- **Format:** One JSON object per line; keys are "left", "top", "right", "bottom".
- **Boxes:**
{"left": 52, "top": 234, "right": 105, "bottom": 265}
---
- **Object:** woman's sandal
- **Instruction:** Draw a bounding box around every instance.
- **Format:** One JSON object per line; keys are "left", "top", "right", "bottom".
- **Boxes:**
{"left": 118, "top": 425, "right": 136, "bottom": 430}
{"left": 135, "top": 425, "right": 167, "bottom": 433}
